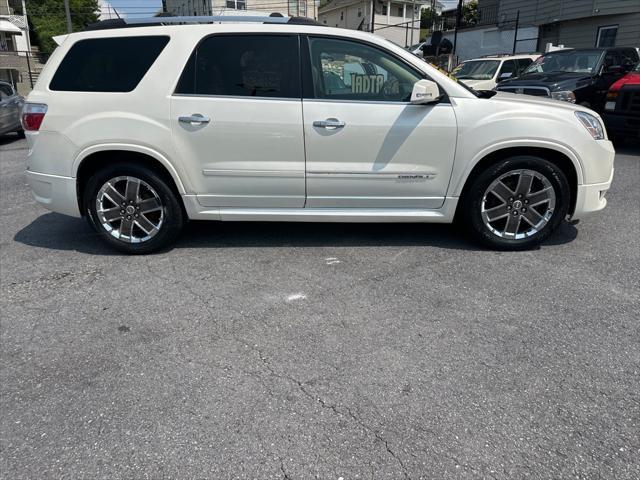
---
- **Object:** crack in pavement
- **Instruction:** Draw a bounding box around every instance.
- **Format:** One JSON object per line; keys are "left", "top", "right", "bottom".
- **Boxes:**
{"left": 255, "top": 347, "right": 411, "bottom": 480}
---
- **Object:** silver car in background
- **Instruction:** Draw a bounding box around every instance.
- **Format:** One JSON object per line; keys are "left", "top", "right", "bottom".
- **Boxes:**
{"left": 0, "top": 81, "right": 25, "bottom": 137}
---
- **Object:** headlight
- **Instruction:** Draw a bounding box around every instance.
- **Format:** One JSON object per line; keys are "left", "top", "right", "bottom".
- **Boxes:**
{"left": 575, "top": 111, "right": 605, "bottom": 140}
{"left": 551, "top": 90, "right": 576, "bottom": 103}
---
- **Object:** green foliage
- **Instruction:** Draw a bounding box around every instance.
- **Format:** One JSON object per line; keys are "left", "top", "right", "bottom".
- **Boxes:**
{"left": 462, "top": 0, "right": 478, "bottom": 27}
{"left": 420, "top": 7, "right": 440, "bottom": 30}
{"left": 28, "top": 0, "right": 99, "bottom": 54}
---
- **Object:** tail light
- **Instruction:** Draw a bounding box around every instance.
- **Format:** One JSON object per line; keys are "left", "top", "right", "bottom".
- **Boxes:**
{"left": 21, "top": 103, "right": 48, "bottom": 131}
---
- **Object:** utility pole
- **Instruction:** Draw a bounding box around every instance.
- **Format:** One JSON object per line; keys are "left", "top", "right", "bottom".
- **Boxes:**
{"left": 512, "top": 10, "right": 520, "bottom": 54}
{"left": 410, "top": 0, "right": 415, "bottom": 45}
{"left": 452, "top": 0, "right": 462, "bottom": 55}
{"left": 370, "top": 0, "right": 375, "bottom": 32}
{"left": 64, "top": 0, "right": 72, "bottom": 33}
{"left": 21, "top": 0, "right": 32, "bottom": 53}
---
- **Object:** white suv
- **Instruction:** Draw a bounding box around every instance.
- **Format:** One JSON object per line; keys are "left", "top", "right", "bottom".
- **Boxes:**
{"left": 451, "top": 54, "right": 540, "bottom": 91}
{"left": 23, "top": 16, "right": 614, "bottom": 254}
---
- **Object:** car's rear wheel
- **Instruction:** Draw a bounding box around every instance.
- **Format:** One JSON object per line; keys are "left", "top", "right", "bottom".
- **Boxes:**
{"left": 462, "top": 156, "right": 570, "bottom": 250}
{"left": 84, "top": 163, "right": 184, "bottom": 254}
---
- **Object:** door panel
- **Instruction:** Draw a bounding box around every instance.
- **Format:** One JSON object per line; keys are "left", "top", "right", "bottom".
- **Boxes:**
{"left": 169, "top": 33, "right": 305, "bottom": 208}
{"left": 171, "top": 96, "right": 305, "bottom": 207}
{"left": 303, "top": 101, "right": 457, "bottom": 208}
{"left": 303, "top": 36, "right": 457, "bottom": 208}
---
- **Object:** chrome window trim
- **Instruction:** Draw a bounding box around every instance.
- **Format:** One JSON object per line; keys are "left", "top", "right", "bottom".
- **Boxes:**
{"left": 173, "top": 93, "right": 302, "bottom": 102}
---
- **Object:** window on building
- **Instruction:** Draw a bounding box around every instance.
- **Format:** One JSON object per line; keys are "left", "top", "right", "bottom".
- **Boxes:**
{"left": 308, "top": 37, "right": 423, "bottom": 102}
{"left": 381, "top": 5, "right": 387, "bottom": 15}
{"left": 357, "top": 8, "right": 362, "bottom": 17}
{"left": 596, "top": 25, "right": 617, "bottom": 48}
{"left": 50, "top": 36, "right": 170, "bottom": 92}
{"left": 340, "top": 11, "right": 344, "bottom": 20}
{"left": 397, "top": 7, "right": 403, "bottom": 16}
{"left": 176, "top": 34, "right": 300, "bottom": 98}
{"left": 226, "top": 0, "right": 246, "bottom": 9}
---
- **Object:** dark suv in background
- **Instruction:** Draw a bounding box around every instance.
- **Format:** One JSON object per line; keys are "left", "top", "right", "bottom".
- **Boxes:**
{"left": 495, "top": 47, "right": 639, "bottom": 112}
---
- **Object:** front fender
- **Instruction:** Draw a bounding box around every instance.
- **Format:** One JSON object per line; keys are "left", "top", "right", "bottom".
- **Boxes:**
{"left": 449, "top": 138, "right": 585, "bottom": 196}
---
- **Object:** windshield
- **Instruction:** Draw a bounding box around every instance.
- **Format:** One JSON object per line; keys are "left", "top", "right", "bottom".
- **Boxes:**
{"left": 522, "top": 50, "right": 603, "bottom": 75}
{"left": 451, "top": 60, "right": 500, "bottom": 80}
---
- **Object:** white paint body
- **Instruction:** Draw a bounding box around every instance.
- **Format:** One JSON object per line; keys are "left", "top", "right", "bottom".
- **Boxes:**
{"left": 24, "top": 24, "right": 614, "bottom": 225}
{"left": 455, "top": 55, "right": 540, "bottom": 91}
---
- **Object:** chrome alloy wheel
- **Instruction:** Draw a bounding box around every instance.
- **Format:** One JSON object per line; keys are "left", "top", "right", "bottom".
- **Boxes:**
{"left": 481, "top": 169, "right": 556, "bottom": 240}
{"left": 95, "top": 176, "right": 164, "bottom": 243}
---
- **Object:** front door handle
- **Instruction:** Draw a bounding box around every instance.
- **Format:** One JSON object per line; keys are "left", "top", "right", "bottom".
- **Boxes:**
{"left": 178, "top": 114, "right": 211, "bottom": 125}
{"left": 313, "top": 118, "right": 346, "bottom": 130}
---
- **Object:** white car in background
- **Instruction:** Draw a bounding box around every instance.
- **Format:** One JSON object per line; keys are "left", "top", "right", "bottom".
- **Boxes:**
{"left": 452, "top": 54, "right": 540, "bottom": 90}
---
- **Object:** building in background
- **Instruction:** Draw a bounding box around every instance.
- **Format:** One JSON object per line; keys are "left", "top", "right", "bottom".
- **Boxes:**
{"left": 0, "top": 0, "right": 35, "bottom": 92}
{"left": 164, "top": 0, "right": 320, "bottom": 19}
{"left": 318, "top": 0, "right": 430, "bottom": 47}
{"left": 495, "top": 0, "right": 640, "bottom": 50}
{"left": 423, "top": 0, "right": 639, "bottom": 65}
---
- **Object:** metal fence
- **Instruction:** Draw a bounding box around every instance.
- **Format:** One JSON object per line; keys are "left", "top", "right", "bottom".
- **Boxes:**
{"left": 420, "top": 6, "right": 539, "bottom": 71}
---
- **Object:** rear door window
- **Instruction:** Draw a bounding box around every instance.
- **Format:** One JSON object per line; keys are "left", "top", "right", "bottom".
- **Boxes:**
{"left": 50, "top": 36, "right": 170, "bottom": 92}
{"left": 175, "top": 34, "right": 300, "bottom": 99}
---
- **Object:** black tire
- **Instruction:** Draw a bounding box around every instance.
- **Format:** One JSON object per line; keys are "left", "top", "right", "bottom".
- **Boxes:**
{"left": 83, "top": 163, "right": 184, "bottom": 254}
{"left": 461, "top": 156, "right": 570, "bottom": 250}
{"left": 16, "top": 129, "right": 25, "bottom": 139}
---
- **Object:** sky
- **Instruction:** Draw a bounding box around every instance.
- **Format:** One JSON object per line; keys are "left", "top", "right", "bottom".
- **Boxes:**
{"left": 102, "top": 0, "right": 164, "bottom": 18}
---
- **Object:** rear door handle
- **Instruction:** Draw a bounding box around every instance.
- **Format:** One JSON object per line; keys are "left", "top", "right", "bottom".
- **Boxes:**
{"left": 313, "top": 118, "right": 346, "bottom": 129}
{"left": 178, "top": 114, "right": 210, "bottom": 125}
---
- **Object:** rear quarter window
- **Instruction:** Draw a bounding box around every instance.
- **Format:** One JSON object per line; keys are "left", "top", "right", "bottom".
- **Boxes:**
{"left": 50, "top": 36, "right": 170, "bottom": 92}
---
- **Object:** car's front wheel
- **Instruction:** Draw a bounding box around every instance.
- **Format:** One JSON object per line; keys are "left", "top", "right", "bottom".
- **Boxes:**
{"left": 84, "top": 163, "right": 184, "bottom": 254}
{"left": 462, "top": 156, "right": 570, "bottom": 250}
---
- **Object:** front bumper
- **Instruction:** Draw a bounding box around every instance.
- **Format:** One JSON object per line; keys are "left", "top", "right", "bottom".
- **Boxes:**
{"left": 571, "top": 169, "right": 614, "bottom": 221}
{"left": 602, "top": 113, "right": 640, "bottom": 138}
{"left": 25, "top": 170, "right": 81, "bottom": 218}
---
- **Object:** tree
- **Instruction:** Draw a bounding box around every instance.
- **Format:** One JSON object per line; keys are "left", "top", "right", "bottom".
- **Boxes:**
{"left": 28, "top": 0, "right": 99, "bottom": 54}
{"left": 420, "top": 7, "right": 440, "bottom": 31}
{"left": 462, "top": 0, "right": 478, "bottom": 27}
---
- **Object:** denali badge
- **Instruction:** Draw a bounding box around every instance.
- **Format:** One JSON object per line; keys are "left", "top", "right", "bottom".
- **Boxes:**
{"left": 397, "top": 173, "right": 436, "bottom": 180}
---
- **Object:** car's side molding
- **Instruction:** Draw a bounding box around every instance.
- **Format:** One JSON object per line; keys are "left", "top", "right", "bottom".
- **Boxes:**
{"left": 72, "top": 143, "right": 187, "bottom": 194}
{"left": 450, "top": 138, "right": 585, "bottom": 197}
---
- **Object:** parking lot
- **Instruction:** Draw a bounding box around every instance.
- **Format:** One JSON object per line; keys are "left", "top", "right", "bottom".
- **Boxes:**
{"left": 1, "top": 135, "right": 639, "bottom": 479}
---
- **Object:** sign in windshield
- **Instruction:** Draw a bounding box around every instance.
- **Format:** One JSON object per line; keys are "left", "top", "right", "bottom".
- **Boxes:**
{"left": 522, "top": 50, "right": 603, "bottom": 75}
{"left": 452, "top": 60, "right": 500, "bottom": 80}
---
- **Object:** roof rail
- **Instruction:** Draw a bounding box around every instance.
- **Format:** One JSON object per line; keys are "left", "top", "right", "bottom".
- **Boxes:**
{"left": 85, "top": 15, "right": 323, "bottom": 31}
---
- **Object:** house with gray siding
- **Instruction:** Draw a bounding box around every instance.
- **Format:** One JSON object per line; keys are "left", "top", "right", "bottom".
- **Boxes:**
{"left": 490, "top": 0, "right": 640, "bottom": 50}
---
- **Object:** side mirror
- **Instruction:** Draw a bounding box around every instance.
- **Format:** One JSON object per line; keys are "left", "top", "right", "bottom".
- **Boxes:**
{"left": 499, "top": 72, "right": 513, "bottom": 79}
{"left": 604, "top": 65, "right": 623, "bottom": 74}
{"left": 410, "top": 79, "right": 441, "bottom": 104}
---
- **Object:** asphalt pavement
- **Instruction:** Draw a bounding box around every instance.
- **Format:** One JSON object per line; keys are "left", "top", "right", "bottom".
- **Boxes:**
{"left": 1, "top": 135, "right": 639, "bottom": 479}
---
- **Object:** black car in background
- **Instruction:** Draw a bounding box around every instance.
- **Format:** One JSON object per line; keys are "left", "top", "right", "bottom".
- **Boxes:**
{"left": 495, "top": 47, "right": 639, "bottom": 112}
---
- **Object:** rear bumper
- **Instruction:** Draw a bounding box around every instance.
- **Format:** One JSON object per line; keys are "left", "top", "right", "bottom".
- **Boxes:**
{"left": 25, "top": 170, "right": 81, "bottom": 218}
{"left": 602, "top": 113, "right": 640, "bottom": 138}
{"left": 571, "top": 169, "right": 613, "bottom": 221}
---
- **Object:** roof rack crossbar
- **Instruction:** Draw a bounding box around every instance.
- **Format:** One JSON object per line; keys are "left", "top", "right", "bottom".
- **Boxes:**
{"left": 124, "top": 15, "right": 291, "bottom": 25}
